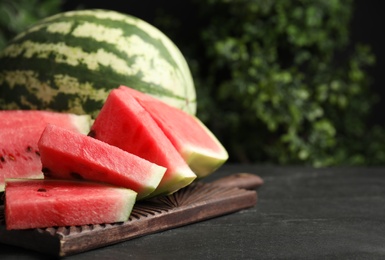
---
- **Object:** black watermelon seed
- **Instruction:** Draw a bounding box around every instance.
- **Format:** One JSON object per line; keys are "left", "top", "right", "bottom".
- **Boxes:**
{"left": 87, "top": 130, "right": 96, "bottom": 138}
{"left": 42, "top": 167, "right": 51, "bottom": 177}
{"left": 37, "top": 188, "right": 47, "bottom": 192}
{"left": 70, "top": 172, "right": 83, "bottom": 180}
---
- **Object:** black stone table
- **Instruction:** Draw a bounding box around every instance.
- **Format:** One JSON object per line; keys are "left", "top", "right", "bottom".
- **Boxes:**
{"left": 1, "top": 164, "right": 385, "bottom": 259}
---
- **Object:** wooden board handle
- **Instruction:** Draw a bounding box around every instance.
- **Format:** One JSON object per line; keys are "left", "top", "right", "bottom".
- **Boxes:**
{"left": 210, "top": 173, "right": 263, "bottom": 190}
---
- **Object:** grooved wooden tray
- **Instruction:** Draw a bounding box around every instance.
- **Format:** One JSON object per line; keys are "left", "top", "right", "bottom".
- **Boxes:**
{"left": 0, "top": 173, "right": 262, "bottom": 257}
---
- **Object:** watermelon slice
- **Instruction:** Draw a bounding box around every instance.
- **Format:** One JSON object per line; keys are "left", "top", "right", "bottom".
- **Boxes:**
{"left": 5, "top": 179, "right": 137, "bottom": 230}
{"left": 38, "top": 124, "right": 166, "bottom": 199}
{"left": 89, "top": 87, "right": 197, "bottom": 197}
{"left": 118, "top": 86, "right": 229, "bottom": 178}
{"left": 0, "top": 110, "right": 91, "bottom": 191}
{"left": 0, "top": 110, "right": 91, "bottom": 134}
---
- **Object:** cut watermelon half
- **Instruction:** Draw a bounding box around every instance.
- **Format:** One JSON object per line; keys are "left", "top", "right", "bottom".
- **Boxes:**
{"left": 117, "top": 86, "right": 228, "bottom": 178}
{"left": 5, "top": 179, "right": 137, "bottom": 230}
{"left": 89, "top": 87, "right": 197, "bottom": 197}
{"left": 0, "top": 110, "right": 91, "bottom": 191}
{"left": 38, "top": 124, "right": 166, "bottom": 199}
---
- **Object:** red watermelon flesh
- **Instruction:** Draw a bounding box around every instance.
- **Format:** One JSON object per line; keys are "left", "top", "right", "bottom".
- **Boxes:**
{"left": 0, "top": 110, "right": 91, "bottom": 191}
{"left": 1, "top": 127, "right": 44, "bottom": 189}
{"left": 1, "top": 110, "right": 91, "bottom": 134}
{"left": 5, "top": 179, "right": 137, "bottom": 230}
{"left": 89, "top": 87, "right": 197, "bottom": 197}
{"left": 38, "top": 124, "right": 166, "bottom": 199}
{"left": 118, "top": 86, "right": 229, "bottom": 178}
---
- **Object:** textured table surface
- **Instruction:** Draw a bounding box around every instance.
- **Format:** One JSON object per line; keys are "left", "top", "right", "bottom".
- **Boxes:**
{"left": 1, "top": 164, "right": 385, "bottom": 259}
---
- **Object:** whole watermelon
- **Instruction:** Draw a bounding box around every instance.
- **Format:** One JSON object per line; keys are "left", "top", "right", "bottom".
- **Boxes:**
{"left": 0, "top": 9, "right": 196, "bottom": 117}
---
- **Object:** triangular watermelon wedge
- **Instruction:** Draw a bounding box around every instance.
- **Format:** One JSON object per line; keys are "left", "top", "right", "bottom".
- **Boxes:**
{"left": 0, "top": 110, "right": 91, "bottom": 191}
{"left": 116, "top": 86, "right": 229, "bottom": 178}
{"left": 38, "top": 124, "right": 166, "bottom": 200}
{"left": 89, "top": 87, "right": 197, "bottom": 197}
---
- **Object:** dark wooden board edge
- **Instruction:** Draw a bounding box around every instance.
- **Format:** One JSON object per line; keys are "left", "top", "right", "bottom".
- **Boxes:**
{"left": 0, "top": 181, "right": 258, "bottom": 257}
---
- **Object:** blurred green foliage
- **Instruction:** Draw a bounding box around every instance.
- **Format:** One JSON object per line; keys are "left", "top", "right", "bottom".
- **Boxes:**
{"left": 0, "top": 0, "right": 61, "bottom": 49}
{"left": 154, "top": 0, "right": 385, "bottom": 166}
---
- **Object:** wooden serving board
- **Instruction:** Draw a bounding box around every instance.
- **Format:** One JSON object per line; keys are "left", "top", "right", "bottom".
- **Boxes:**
{"left": 0, "top": 173, "right": 263, "bottom": 257}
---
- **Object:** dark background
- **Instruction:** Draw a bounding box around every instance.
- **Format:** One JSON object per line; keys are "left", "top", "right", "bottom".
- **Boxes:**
{"left": 350, "top": 0, "right": 385, "bottom": 126}
{"left": 61, "top": 0, "right": 385, "bottom": 127}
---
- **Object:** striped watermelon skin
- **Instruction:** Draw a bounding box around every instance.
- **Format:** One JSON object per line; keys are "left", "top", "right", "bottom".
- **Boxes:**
{"left": 0, "top": 9, "right": 196, "bottom": 118}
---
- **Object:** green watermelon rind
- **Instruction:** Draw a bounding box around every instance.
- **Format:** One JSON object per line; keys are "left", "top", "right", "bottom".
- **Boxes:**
{"left": 136, "top": 164, "right": 169, "bottom": 199}
{"left": 66, "top": 113, "right": 93, "bottom": 134}
{"left": 0, "top": 9, "right": 196, "bottom": 118}
{"left": 147, "top": 166, "right": 196, "bottom": 198}
{"left": 148, "top": 118, "right": 229, "bottom": 179}
{"left": 0, "top": 175, "right": 43, "bottom": 193}
{"left": 181, "top": 116, "right": 229, "bottom": 178}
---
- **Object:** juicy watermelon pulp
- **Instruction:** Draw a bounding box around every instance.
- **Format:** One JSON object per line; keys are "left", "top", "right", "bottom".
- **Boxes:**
{"left": 119, "top": 86, "right": 229, "bottom": 178}
{"left": 38, "top": 124, "right": 166, "bottom": 200}
{"left": 0, "top": 110, "right": 91, "bottom": 133}
{"left": 90, "top": 87, "right": 197, "bottom": 197}
{"left": 0, "top": 110, "right": 91, "bottom": 191}
{"left": 5, "top": 179, "right": 137, "bottom": 230}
